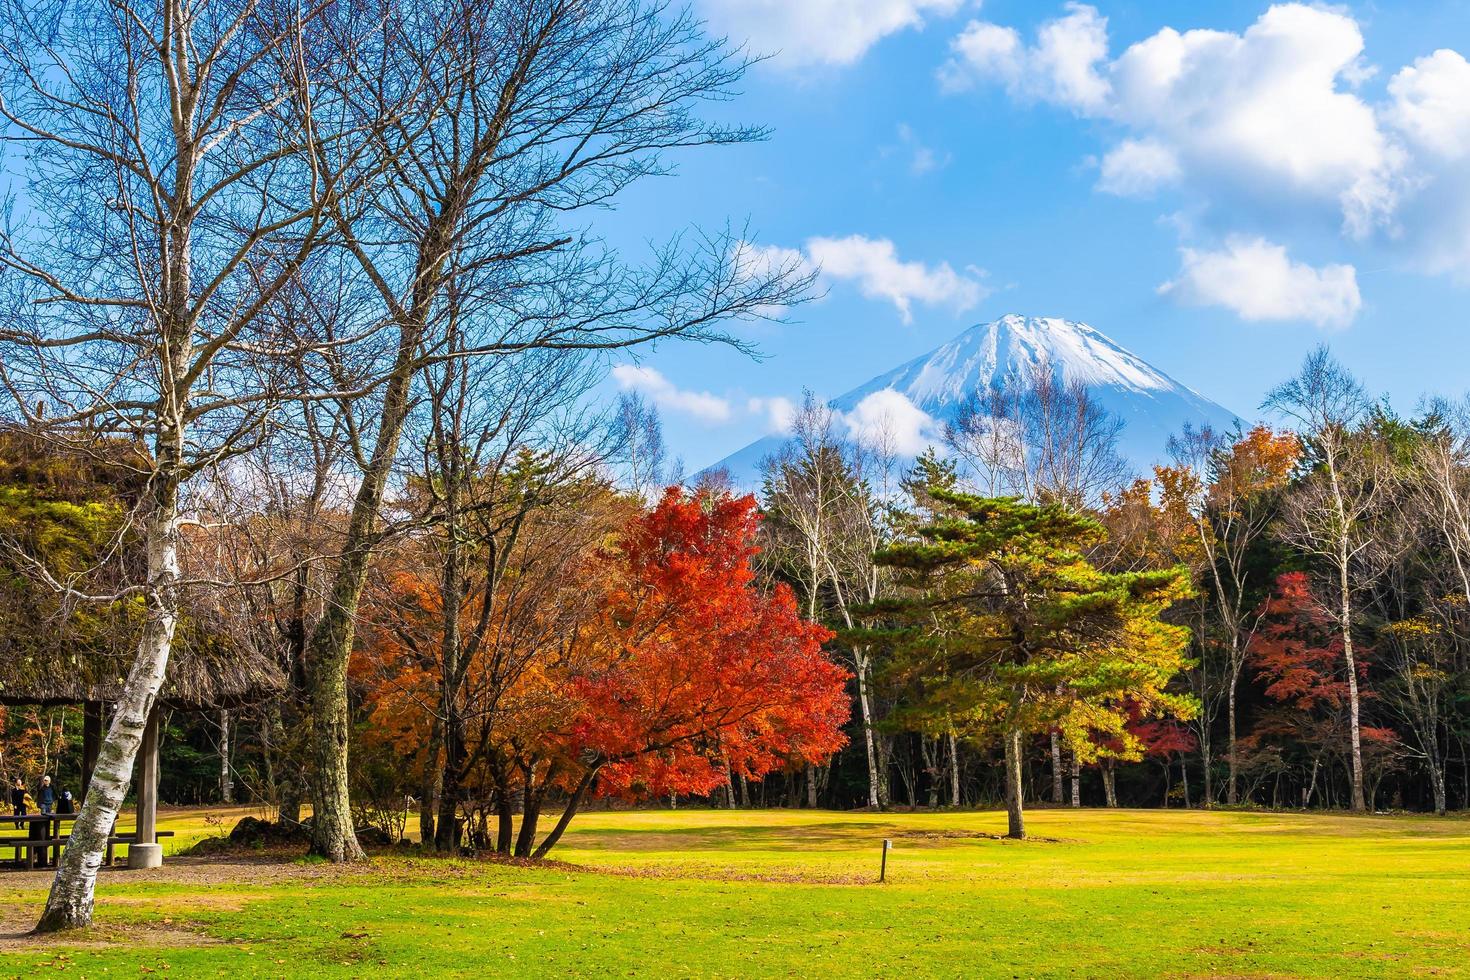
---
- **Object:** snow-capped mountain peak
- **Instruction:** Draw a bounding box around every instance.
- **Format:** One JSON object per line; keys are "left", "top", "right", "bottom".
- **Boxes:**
{"left": 701, "top": 314, "right": 1241, "bottom": 488}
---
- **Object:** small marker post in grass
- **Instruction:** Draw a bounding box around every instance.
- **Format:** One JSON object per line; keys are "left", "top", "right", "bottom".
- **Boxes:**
{"left": 880, "top": 838, "right": 891, "bottom": 883}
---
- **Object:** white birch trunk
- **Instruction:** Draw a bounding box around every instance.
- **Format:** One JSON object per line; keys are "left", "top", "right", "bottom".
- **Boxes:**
{"left": 854, "top": 650, "right": 883, "bottom": 809}
{"left": 37, "top": 480, "right": 180, "bottom": 931}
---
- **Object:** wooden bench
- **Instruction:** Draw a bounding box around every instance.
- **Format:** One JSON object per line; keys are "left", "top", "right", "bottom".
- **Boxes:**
{"left": 2, "top": 838, "right": 64, "bottom": 870}
{"left": 105, "top": 831, "right": 175, "bottom": 866}
{"left": 2, "top": 830, "right": 175, "bottom": 870}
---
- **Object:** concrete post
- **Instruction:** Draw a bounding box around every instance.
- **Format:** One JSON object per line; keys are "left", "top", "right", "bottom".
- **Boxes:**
{"left": 128, "top": 703, "right": 162, "bottom": 869}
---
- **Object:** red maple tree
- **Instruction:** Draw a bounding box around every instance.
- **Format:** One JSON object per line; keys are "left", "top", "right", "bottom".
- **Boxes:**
{"left": 1245, "top": 572, "right": 1396, "bottom": 805}
{"left": 518, "top": 488, "right": 849, "bottom": 855}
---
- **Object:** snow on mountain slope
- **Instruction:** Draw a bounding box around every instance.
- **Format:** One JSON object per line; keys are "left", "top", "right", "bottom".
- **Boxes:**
{"left": 700, "top": 314, "right": 1242, "bottom": 489}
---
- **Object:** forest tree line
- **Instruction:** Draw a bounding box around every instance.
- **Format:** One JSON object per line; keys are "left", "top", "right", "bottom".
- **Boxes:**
{"left": 757, "top": 348, "right": 1470, "bottom": 820}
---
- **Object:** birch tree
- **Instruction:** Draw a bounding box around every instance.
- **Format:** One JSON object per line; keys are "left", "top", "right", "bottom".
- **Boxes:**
{"left": 1265, "top": 347, "right": 1381, "bottom": 812}
{"left": 0, "top": 0, "right": 354, "bottom": 929}
{"left": 761, "top": 397, "right": 891, "bottom": 808}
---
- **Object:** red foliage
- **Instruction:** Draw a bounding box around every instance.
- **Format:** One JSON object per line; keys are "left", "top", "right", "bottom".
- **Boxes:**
{"left": 569, "top": 488, "right": 850, "bottom": 798}
{"left": 1131, "top": 718, "right": 1197, "bottom": 760}
{"left": 1247, "top": 572, "right": 1396, "bottom": 753}
{"left": 1249, "top": 572, "right": 1358, "bottom": 710}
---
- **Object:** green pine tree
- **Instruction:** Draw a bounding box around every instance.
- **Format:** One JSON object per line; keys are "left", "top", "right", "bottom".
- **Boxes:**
{"left": 861, "top": 485, "right": 1195, "bottom": 838}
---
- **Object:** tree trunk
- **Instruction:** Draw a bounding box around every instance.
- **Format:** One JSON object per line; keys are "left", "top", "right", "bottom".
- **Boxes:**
{"left": 948, "top": 732, "right": 961, "bottom": 807}
{"left": 1429, "top": 754, "right": 1447, "bottom": 816}
{"left": 218, "top": 709, "right": 233, "bottom": 805}
{"left": 1004, "top": 728, "right": 1025, "bottom": 840}
{"left": 1200, "top": 733, "right": 1214, "bottom": 808}
{"left": 1226, "top": 658, "right": 1240, "bottom": 805}
{"left": 418, "top": 715, "right": 443, "bottom": 847}
{"left": 923, "top": 739, "right": 940, "bottom": 809}
{"left": 806, "top": 765, "right": 819, "bottom": 808}
{"left": 38, "top": 475, "right": 181, "bottom": 932}
{"left": 492, "top": 764, "right": 514, "bottom": 854}
{"left": 434, "top": 713, "right": 465, "bottom": 852}
{"left": 854, "top": 651, "right": 883, "bottom": 808}
{"left": 1303, "top": 756, "right": 1321, "bottom": 808}
{"left": 1338, "top": 553, "right": 1366, "bottom": 812}
{"left": 1050, "top": 732, "right": 1064, "bottom": 804}
{"left": 530, "top": 766, "right": 600, "bottom": 859}
{"left": 1101, "top": 761, "right": 1118, "bottom": 808}
{"left": 304, "top": 578, "right": 366, "bottom": 862}
{"left": 1069, "top": 750, "right": 1081, "bottom": 808}
{"left": 303, "top": 285, "right": 430, "bottom": 862}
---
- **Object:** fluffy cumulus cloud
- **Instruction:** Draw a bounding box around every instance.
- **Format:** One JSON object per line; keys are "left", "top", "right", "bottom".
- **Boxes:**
{"left": 1159, "top": 237, "right": 1361, "bottom": 329}
{"left": 942, "top": 3, "right": 1470, "bottom": 294}
{"left": 698, "top": 0, "right": 963, "bottom": 69}
{"left": 611, "top": 365, "right": 732, "bottom": 423}
{"left": 805, "top": 235, "right": 987, "bottom": 323}
{"left": 1096, "top": 138, "right": 1181, "bottom": 197}
{"left": 840, "top": 389, "right": 938, "bottom": 456}
{"left": 940, "top": 2, "right": 1110, "bottom": 110}
{"left": 1382, "top": 49, "right": 1470, "bottom": 276}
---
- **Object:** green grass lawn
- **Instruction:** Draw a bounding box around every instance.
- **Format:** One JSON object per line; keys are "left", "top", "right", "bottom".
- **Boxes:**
{"left": 4, "top": 805, "right": 1470, "bottom": 977}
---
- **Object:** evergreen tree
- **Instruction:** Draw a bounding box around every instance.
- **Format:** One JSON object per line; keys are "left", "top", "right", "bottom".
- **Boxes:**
{"left": 864, "top": 485, "right": 1195, "bottom": 838}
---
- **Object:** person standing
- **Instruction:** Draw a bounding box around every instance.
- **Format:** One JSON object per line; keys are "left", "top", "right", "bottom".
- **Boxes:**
{"left": 39, "top": 775, "right": 55, "bottom": 815}
{"left": 10, "top": 775, "right": 27, "bottom": 827}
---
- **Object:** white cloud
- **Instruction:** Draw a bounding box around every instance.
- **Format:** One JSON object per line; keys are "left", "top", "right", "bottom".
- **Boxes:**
{"left": 698, "top": 0, "right": 964, "bottom": 69}
{"left": 942, "top": 3, "right": 1470, "bottom": 283}
{"left": 1159, "top": 237, "right": 1361, "bottom": 329}
{"left": 941, "top": 2, "right": 1110, "bottom": 111}
{"left": 1387, "top": 50, "right": 1470, "bottom": 160}
{"left": 611, "top": 365, "right": 732, "bottom": 423}
{"left": 747, "top": 396, "right": 798, "bottom": 435}
{"left": 730, "top": 241, "right": 816, "bottom": 283}
{"left": 841, "top": 390, "right": 938, "bottom": 456}
{"left": 1096, "top": 139, "right": 1181, "bottom": 197}
{"left": 1107, "top": 4, "right": 1402, "bottom": 237}
{"left": 805, "top": 235, "right": 987, "bottom": 323}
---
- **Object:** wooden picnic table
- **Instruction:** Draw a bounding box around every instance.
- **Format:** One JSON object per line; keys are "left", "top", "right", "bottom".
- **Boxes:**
{"left": 2, "top": 812, "right": 78, "bottom": 869}
{"left": 2, "top": 814, "right": 175, "bottom": 870}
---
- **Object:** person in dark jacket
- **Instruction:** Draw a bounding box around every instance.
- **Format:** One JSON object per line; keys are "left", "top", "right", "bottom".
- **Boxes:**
{"left": 39, "top": 775, "right": 55, "bottom": 815}
{"left": 9, "top": 776, "right": 27, "bottom": 827}
{"left": 57, "top": 789, "right": 75, "bottom": 814}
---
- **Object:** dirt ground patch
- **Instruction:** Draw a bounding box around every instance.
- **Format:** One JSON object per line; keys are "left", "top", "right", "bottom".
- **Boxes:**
{"left": 3, "top": 854, "right": 356, "bottom": 893}
{"left": 0, "top": 855, "right": 370, "bottom": 952}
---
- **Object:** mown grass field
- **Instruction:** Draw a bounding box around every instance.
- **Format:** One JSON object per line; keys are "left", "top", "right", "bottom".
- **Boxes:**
{"left": 4, "top": 805, "right": 1470, "bottom": 977}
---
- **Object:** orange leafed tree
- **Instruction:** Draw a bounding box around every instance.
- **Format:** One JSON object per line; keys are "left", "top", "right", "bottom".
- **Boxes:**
{"left": 355, "top": 487, "right": 849, "bottom": 858}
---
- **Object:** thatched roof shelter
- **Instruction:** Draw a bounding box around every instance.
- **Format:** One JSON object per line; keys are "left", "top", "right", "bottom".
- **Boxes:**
{"left": 0, "top": 426, "right": 285, "bottom": 709}
{"left": 0, "top": 641, "right": 285, "bottom": 709}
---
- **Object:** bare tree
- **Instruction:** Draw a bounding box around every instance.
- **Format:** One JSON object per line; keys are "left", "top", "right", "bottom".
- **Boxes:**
{"left": 761, "top": 395, "right": 890, "bottom": 808}
{"left": 608, "top": 392, "right": 676, "bottom": 500}
{"left": 296, "top": 0, "right": 812, "bottom": 860}
{"left": 412, "top": 314, "right": 605, "bottom": 850}
{"left": 946, "top": 359, "right": 1131, "bottom": 509}
{"left": 1265, "top": 346, "right": 1382, "bottom": 812}
{"left": 0, "top": 0, "right": 357, "bottom": 928}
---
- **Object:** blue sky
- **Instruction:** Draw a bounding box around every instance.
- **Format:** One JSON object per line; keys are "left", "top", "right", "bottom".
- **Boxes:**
{"left": 600, "top": 1, "right": 1470, "bottom": 475}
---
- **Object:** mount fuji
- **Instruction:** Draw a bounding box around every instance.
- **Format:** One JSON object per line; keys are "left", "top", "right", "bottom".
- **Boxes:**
{"left": 700, "top": 314, "right": 1242, "bottom": 488}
